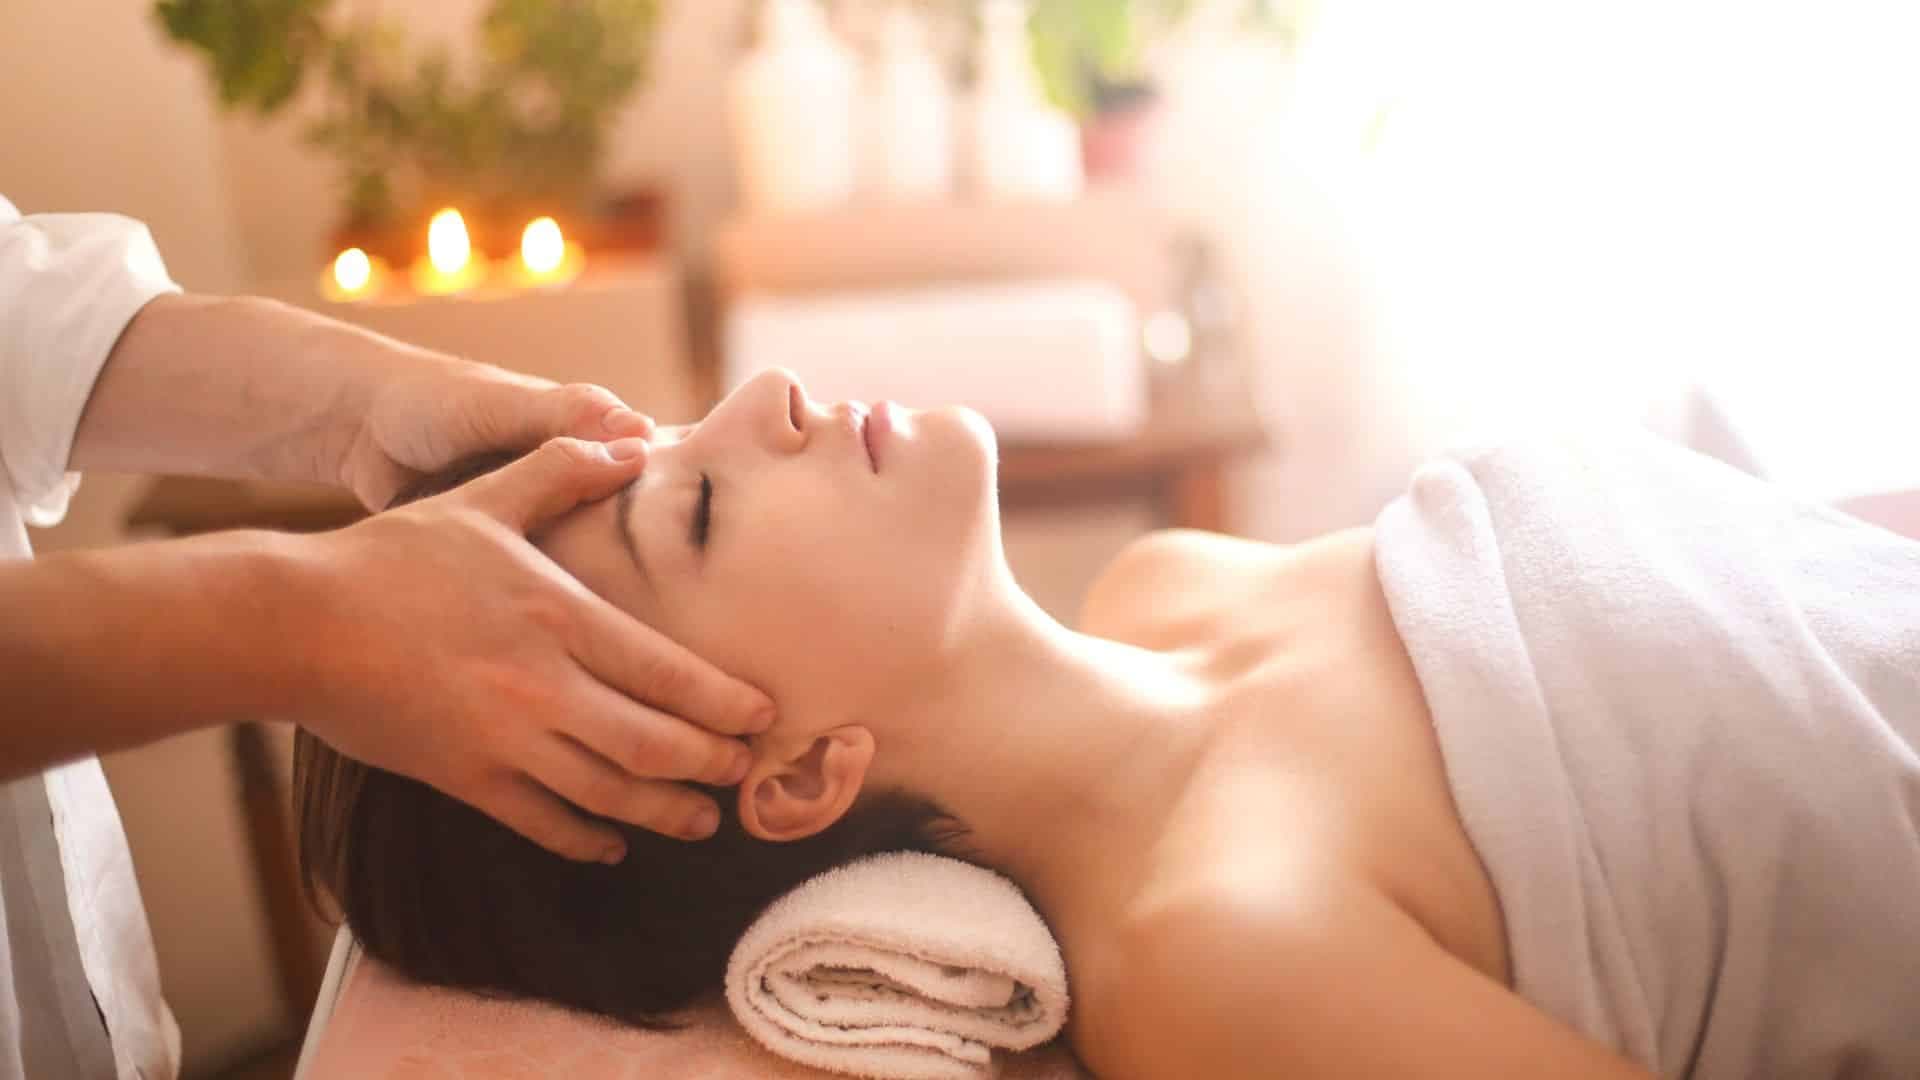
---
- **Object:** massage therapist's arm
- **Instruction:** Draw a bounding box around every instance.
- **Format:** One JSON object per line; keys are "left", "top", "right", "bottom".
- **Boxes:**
{"left": 69, "top": 292, "right": 656, "bottom": 510}
{"left": 0, "top": 439, "right": 769, "bottom": 858}
{"left": 1, "top": 293, "right": 774, "bottom": 858}
{"left": 1104, "top": 879, "right": 1654, "bottom": 1080}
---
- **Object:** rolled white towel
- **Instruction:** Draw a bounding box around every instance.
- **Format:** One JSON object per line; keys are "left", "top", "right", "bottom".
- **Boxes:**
{"left": 726, "top": 852, "right": 1070, "bottom": 1080}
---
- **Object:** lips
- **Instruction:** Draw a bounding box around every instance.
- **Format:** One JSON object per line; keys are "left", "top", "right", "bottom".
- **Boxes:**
{"left": 819, "top": 397, "right": 890, "bottom": 472}
{"left": 863, "top": 401, "right": 895, "bottom": 473}
{"left": 845, "top": 402, "right": 876, "bottom": 472}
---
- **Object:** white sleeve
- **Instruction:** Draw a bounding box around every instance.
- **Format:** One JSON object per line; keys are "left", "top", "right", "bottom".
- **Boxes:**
{"left": 0, "top": 195, "right": 181, "bottom": 527}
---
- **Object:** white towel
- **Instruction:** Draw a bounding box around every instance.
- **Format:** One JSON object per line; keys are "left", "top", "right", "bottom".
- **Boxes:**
{"left": 726, "top": 852, "right": 1070, "bottom": 1080}
{"left": 1374, "top": 431, "right": 1920, "bottom": 1078}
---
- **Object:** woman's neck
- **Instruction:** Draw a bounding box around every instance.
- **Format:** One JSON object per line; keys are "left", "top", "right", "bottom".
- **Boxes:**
{"left": 860, "top": 580, "right": 1216, "bottom": 926}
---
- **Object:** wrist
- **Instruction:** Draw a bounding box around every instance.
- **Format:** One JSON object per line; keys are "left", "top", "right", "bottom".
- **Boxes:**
{"left": 152, "top": 529, "right": 321, "bottom": 722}
{"left": 248, "top": 296, "right": 483, "bottom": 491}
{"left": 328, "top": 344, "right": 556, "bottom": 496}
{"left": 302, "top": 322, "right": 458, "bottom": 491}
{"left": 233, "top": 527, "right": 362, "bottom": 726}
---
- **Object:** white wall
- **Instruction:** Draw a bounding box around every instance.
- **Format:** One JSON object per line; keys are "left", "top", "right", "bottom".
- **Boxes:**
{"left": 1271, "top": 0, "right": 1920, "bottom": 502}
{"left": 0, "top": 0, "right": 247, "bottom": 288}
{"left": 1142, "top": 28, "right": 1440, "bottom": 541}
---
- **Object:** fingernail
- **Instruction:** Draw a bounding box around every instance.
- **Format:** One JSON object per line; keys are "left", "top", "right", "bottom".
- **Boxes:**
{"left": 600, "top": 841, "right": 627, "bottom": 865}
{"left": 604, "top": 409, "right": 654, "bottom": 437}
{"left": 722, "top": 746, "right": 753, "bottom": 786}
{"left": 606, "top": 438, "right": 648, "bottom": 461}
{"left": 689, "top": 805, "right": 721, "bottom": 839}
{"left": 748, "top": 706, "right": 777, "bottom": 734}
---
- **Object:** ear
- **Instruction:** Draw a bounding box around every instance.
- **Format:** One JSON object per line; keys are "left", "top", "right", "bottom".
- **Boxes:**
{"left": 737, "top": 727, "right": 876, "bottom": 842}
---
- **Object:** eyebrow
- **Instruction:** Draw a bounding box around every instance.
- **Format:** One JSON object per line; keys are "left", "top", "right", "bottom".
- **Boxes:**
{"left": 614, "top": 480, "right": 654, "bottom": 598}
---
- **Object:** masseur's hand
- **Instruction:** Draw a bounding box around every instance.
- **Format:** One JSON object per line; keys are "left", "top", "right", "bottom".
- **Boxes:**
{"left": 339, "top": 359, "right": 657, "bottom": 511}
{"left": 70, "top": 294, "right": 656, "bottom": 508}
{"left": 292, "top": 437, "right": 775, "bottom": 861}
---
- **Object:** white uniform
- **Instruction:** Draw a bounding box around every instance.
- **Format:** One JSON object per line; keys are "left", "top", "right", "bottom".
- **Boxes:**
{"left": 1, "top": 195, "right": 182, "bottom": 1078}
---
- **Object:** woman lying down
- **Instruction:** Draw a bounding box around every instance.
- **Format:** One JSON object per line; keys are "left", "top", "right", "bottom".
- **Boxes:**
{"left": 293, "top": 370, "right": 1920, "bottom": 1079}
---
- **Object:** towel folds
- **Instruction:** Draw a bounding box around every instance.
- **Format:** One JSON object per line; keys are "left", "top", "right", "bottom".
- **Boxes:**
{"left": 726, "top": 852, "right": 1070, "bottom": 1080}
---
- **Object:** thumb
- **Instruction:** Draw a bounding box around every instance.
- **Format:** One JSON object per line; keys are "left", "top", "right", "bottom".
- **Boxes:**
{"left": 456, "top": 437, "right": 649, "bottom": 533}
{"left": 466, "top": 379, "right": 656, "bottom": 451}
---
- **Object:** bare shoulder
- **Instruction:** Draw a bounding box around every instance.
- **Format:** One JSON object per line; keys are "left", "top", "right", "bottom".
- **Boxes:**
{"left": 1076, "top": 865, "right": 1374, "bottom": 1080}
{"left": 1077, "top": 868, "right": 1650, "bottom": 1080}
{"left": 1077, "top": 529, "right": 1282, "bottom": 649}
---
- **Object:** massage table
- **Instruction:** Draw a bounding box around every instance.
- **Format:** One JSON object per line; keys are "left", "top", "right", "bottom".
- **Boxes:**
{"left": 293, "top": 929, "right": 1092, "bottom": 1079}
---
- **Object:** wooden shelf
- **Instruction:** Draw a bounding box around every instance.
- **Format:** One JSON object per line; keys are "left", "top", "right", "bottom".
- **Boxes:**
{"left": 714, "top": 192, "right": 1177, "bottom": 312}
{"left": 137, "top": 195, "right": 1269, "bottom": 537}
{"left": 125, "top": 371, "right": 1268, "bottom": 537}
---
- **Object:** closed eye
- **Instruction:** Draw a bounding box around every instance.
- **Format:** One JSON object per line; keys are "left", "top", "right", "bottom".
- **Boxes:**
{"left": 690, "top": 472, "right": 713, "bottom": 550}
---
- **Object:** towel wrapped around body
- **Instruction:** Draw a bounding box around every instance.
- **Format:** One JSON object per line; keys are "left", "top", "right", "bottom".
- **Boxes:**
{"left": 1375, "top": 432, "right": 1920, "bottom": 1078}
{"left": 726, "top": 852, "right": 1070, "bottom": 1080}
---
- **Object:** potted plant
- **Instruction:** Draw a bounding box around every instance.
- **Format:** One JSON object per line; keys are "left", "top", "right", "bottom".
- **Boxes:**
{"left": 906, "top": 0, "right": 1302, "bottom": 180}
{"left": 155, "top": 0, "right": 663, "bottom": 261}
{"left": 1032, "top": 0, "right": 1167, "bottom": 180}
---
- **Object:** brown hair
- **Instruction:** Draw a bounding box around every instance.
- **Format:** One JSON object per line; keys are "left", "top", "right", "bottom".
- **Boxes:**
{"left": 292, "top": 452, "right": 964, "bottom": 1026}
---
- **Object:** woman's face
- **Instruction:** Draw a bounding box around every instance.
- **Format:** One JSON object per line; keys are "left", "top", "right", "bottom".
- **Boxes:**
{"left": 540, "top": 369, "right": 1003, "bottom": 729}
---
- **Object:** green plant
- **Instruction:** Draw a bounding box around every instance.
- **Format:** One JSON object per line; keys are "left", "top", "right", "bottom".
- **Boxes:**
{"left": 908, "top": 0, "right": 1302, "bottom": 117}
{"left": 155, "top": 0, "right": 659, "bottom": 227}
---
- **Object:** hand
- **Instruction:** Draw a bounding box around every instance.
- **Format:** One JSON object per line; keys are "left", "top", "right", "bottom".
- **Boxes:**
{"left": 339, "top": 358, "right": 657, "bottom": 510}
{"left": 291, "top": 437, "right": 776, "bottom": 861}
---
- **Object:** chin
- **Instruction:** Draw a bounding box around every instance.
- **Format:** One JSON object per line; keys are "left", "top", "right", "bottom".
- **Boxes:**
{"left": 903, "top": 406, "right": 1001, "bottom": 532}
{"left": 934, "top": 405, "right": 999, "bottom": 464}
{"left": 931, "top": 406, "right": 1000, "bottom": 500}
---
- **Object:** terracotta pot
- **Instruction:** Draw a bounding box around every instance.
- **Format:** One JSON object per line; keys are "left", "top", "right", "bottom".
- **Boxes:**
{"left": 1080, "top": 93, "right": 1161, "bottom": 182}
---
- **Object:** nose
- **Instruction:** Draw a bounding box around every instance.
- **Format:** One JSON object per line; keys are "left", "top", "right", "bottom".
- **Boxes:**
{"left": 710, "top": 368, "right": 807, "bottom": 452}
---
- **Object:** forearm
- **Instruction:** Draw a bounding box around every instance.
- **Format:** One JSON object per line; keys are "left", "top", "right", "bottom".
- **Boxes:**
{"left": 0, "top": 529, "right": 313, "bottom": 778}
{"left": 69, "top": 292, "right": 467, "bottom": 487}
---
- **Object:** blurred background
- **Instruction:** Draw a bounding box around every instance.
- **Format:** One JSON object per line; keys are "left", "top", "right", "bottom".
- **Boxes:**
{"left": 3, "top": 0, "right": 1917, "bottom": 1075}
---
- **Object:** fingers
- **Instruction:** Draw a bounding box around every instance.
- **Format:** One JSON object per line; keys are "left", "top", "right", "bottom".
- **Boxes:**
{"left": 457, "top": 436, "right": 649, "bottom": 533}
{"left": 594, "top": 404, "right": 656, "bottom": 440}
{"left": 471, "top": 379, "right": 654, "bottom": 451}
{"left": 569, "top": 588, "right": 776, "bottom": 737}
{"left": 483, "top": 772, "right": 630, "bottom": 863}
{"left": 560, "top": 671, "right": 755, "bottom": 787}
{"left": 551, "top": 382, "right": 653, "bottom": 440}
{"left": 527, "top": 734, "right": 727, "bottom": 844}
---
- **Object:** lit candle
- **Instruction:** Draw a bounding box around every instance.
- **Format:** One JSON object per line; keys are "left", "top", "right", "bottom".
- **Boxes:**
{"left": 320, "top": 246, "right": 385, "bottom": 302}
{"left": 522, "top": 217, "right": 564, "bottom": 274}
{"left": 410, "top": 208, "right": 487, "bottom": 295}
{"left": 512, "top": 216, "right": 585, "bottom": 288}
{"left": 429, "top": 208, "right": 469, "bottom": 272}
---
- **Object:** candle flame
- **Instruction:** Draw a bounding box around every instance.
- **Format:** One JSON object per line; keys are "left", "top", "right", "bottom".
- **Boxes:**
{"left": 332, "top": 248, "right": 372, "bottom": 294}
{"left": 521, "top": 217, "right": 566, "bottom": 275}
{"left": 427, "top": 209, "right": 471, "bottom": 274}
